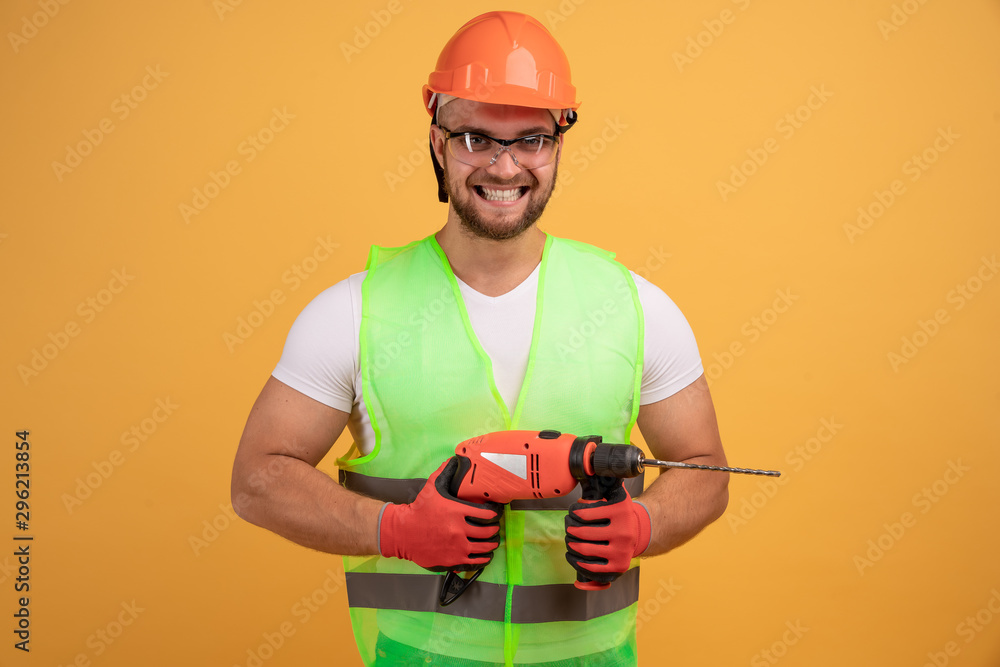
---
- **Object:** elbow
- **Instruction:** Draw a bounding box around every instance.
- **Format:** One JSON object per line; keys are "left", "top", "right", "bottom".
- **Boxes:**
{"left": 230, "top": 480, "right": 251, "bottom": 523}
{"left": 230, "top": 464, "right": 260, "bottom": 524}
{"left": 712, "top": 483, "right": 730, "bottom": 523}
{"left": 704, "top": 474, "right": 729, "bottom": 526}
{"left": 230, "top": 452, "right": 296, "bottom": 525}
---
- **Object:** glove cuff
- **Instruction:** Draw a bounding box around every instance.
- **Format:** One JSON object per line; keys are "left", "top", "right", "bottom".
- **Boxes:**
{"left": 633, "top": 501, "right": 652, "bottom": 557}
{"left": 378, "top": 502, "right": 402, "bottom": 559}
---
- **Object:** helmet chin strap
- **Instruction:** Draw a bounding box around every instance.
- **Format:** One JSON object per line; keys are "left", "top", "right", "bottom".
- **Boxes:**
{"left": 430, "top": 105, "right": 449, "bottom": 203}
{"left": 431, "top": 133, "right": 449, "bottom": 204}
{"left": 428, "top": 105, "right": 578, "bottom": 204}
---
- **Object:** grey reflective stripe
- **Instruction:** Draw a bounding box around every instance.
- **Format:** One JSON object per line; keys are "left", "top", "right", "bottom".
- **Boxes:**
{"left": 340, "top": 469, "right": 424, "bottom": 504}
{"left": 340, "top": 470, "right": 644, "bottom": 508}
{"left": 345, "top": 567, "right": 640, "bottom": 624}
{"left": 512, "top": 567, "right": 640, "bottom": 624}
{"left": 347, "top": 571, "right": 506, "bottom": 622}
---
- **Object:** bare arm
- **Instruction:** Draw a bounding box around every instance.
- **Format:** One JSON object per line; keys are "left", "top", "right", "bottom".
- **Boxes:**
{"left": 635, "top": 374, "right": 729, "bottom": 556}
{"left": 231, "top": 376, "right": 383, "bottom": 555}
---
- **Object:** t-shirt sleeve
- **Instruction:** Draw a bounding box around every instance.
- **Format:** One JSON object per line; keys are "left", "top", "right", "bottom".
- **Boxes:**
{"left": 633, "top": 272, "right": 704, "bottom": 405}
{"left": 271, "top": 274, "right": 363, "bottom": 414}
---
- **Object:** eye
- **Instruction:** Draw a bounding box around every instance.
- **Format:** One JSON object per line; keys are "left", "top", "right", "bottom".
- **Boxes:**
{"left": 464, "top": 134, "right": 492, "bottom": 150}
{"left": 518, "top": 135, "right": 543, "bottom": 147}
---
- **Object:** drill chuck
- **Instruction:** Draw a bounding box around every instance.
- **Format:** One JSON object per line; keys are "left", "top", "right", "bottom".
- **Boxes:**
{"left": 591, "top": 443, "right": 645, "bottom": 478}
{"left": 567, "top": 437, "right": 645, "bottom": 480}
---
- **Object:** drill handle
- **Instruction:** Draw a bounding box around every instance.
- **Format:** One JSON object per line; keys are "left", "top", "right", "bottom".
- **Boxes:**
{"left": 440, "top": 454, "right": 489, "bottom": 607}
{"left": 571, "top": 475, "right": 626, "bottom": 592}
{"left": 447, "top": 454, "right": 474, "bottom": 497}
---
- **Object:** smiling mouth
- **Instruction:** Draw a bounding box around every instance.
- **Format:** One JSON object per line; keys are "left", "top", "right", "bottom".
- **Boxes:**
{"left": 474, "top": 186, "right": 528, "bottom": 202}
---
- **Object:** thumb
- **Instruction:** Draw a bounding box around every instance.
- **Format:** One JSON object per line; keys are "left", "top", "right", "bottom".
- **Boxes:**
{"left": 426, "top": 456, "right": 457, "bottom": 486}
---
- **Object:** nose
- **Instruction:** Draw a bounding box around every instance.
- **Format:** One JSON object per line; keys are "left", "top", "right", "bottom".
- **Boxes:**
{"left": 487, "top": 147, "right": 522, "bottom": 179}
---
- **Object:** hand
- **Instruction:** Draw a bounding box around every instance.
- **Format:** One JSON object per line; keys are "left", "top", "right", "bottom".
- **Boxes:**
{"left": 565, "top": 475, "right": 651, "bottom": 585}
{"left": 379, "top": 457, "right": 503, "bottom": 572}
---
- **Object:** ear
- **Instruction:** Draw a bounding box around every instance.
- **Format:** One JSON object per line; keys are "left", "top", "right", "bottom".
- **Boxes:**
{"left": 430, "top": 124, "right": 447, "bottom": 165}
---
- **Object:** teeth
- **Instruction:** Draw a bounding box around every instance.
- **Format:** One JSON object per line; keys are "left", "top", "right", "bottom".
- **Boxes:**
{"left": 479, "top": 186, "right": 524, "bottom": 202}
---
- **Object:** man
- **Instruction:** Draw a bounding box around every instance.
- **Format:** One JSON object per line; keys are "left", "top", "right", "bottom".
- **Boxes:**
{"left": 232, "top": 11, "right": 728, "bottom": 667}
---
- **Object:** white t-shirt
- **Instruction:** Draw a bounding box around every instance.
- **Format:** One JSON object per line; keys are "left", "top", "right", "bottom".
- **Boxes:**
{"left": 273, "top": 266, "right": 703, "bottom": 455}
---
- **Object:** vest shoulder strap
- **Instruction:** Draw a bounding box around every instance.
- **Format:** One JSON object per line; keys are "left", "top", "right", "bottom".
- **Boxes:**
{"left": 364, "top": 236, "right": 429, "bottom": 271}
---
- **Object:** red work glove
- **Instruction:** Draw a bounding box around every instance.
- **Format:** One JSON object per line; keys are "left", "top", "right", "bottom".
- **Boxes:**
{"left": 379, "top": 457, "right": 503, "bottom": 572}
{"left": 565, "top": 475, "right": 652, "bottom": 585}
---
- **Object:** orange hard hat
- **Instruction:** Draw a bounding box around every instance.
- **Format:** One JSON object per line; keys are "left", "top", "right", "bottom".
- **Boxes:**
{"left": 423, "top": 11, "right": 581, "bottom": 117}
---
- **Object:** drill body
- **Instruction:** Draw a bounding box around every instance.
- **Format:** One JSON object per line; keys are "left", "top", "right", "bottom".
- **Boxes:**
{"left": 448, "top": 429, "right": 645, "bottom": 502}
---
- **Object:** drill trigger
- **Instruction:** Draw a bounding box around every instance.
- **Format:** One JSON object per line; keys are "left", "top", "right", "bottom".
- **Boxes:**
{"left": 439, "top": 567, "right": 484, "bottom": 606}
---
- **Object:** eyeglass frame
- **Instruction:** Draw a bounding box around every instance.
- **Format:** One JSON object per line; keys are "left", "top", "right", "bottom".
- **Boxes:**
{"left": 436, "top": 125, "right": 563, "bottom": 169}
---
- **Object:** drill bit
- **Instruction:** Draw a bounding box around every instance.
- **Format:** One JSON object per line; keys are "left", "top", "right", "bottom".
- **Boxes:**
{"left": 642, "top": 458, "right": 781, "bottom": 477}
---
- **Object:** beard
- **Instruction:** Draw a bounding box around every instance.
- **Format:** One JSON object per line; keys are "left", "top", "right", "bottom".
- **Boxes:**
{"left": 443, "top": 155, "right": 558, "bottom": 241}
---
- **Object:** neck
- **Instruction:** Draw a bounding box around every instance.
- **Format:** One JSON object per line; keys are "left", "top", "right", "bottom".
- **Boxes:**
{"left": 435, "top": 217, "right": 546, "bottom": 297}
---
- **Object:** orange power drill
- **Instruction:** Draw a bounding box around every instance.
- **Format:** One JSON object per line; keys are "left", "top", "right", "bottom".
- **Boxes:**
{"left": 439, "top": 429, "right": 780, "bottom": 605}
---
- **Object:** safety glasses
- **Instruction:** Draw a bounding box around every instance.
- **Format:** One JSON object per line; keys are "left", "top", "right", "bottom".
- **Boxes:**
{"left": 438, "top": 126, "right": 560, "bottom": 169}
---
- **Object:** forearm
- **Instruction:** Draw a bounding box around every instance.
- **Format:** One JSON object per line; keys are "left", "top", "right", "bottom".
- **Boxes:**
{"left": 232, "top": 453, "right": 383, "bottom": 556}
{"left": 637, "top": 457, "right": 729, "bottom": 557}
{"left": 633, "top": 375, "right": 730, "bottom": 557}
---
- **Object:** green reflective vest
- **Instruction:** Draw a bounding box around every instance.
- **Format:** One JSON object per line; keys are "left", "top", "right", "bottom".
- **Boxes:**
{"left": 339, "top": 234, "right": 645, "bottom": 666}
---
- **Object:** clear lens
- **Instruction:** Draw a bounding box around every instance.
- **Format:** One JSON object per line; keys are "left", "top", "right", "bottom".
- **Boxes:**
{"left": 446, "top": 133, "right": 557, "bottom": 169}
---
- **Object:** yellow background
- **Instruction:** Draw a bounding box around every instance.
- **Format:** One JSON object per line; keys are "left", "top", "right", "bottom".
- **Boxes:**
{"left": 3, "top": 1, "right": 999, "bottom": 665}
